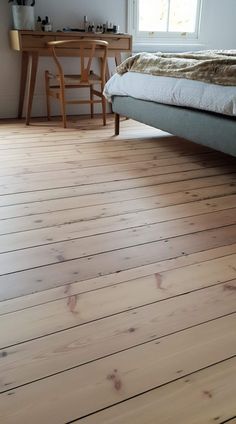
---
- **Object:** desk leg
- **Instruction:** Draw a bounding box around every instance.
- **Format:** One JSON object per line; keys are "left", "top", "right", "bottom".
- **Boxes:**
{"left": 105, "top": 60, "right": 110, "bottom": 81}
{"left": 100, "top": 58, "right": 110, "bottom": 81}
{"left": 115, "top": 52, "right": 122, "bottom": 67}
{"left": 18, "top": 51, "right": 29, "bottom": 119}
{"left": 26, "top": 52, "right": 39, "bottom": 126}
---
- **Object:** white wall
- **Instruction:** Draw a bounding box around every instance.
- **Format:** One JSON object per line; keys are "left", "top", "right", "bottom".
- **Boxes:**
{"left": 0, "top": 0, "right": 235, "bottom": 119}
{"left": 0, "top": 3, "right": 21, "bottom": 118}
{"left": 0, "top": 0, "right": 126, "bottom": 119}
{"left": 35, "top": 0, "right": 126, "bottom": 30}
{"left": 199, "top": 0, "right": 236, "bottom": 49}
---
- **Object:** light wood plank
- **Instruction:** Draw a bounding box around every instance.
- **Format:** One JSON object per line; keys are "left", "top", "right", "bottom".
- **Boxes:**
{"left": 1, "top": 189, "right": 236, "bottom": 240}
{"left": 0, "top": 152, "right": 220, "bottom": 183}
{"left": 4, "top": 202, "right": 236, "bottom": 254}
{"left": 1, "top": 169, "right": 235, "bottom": 207}
{"left": 0, "top": 144, "right": 211, "bottom": 167}
{"left": 0, "top": 138, "right": 208, "bottom": 158}
{"left": 0, "top": 317, "right": 235, "bottom": 423}
{"left": 1, "top": 181, "right": 236, "bottom": 221}
{"left": 0, "top": 154, "right": 218, "bottom": 180}
{"left": 1, "top": 252, "right": 236, "bottom": 347}
{"left": 78, "top": 357, "right": 236, "bottom": 424}
{"left": 1, "top": 224, "right": 236, "bottom": 301}
{"left": 0, "top": 135, "right": 176, "bottom": 150}
{"left": 0, "top": 152, "right": 218, "bottom": 180}
{"left": 0, "top": 117, "right": 235, "bottom": 423}
{"left": 0, "top": 284, "right": 235, "bottom": 391}
{"left": 0, "top": 161, "right": 232, "bottom": 196}
{"left": 1, "top": 243, "right": 236, "bottom": 314}
{"left": 1, "top": 182, "right": 236, "bottom": 231}
{"left": 1, "top": 207, "right": 236, "bottom": 274}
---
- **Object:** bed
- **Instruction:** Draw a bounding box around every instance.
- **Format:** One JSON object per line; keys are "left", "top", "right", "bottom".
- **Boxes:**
{"left": 104, "top": 54, "right": 236, "bottom": 157}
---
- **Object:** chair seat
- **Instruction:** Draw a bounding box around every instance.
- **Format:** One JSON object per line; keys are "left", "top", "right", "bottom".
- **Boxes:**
{"left": 48, "top": 71, "right": 102, "bottom": 86}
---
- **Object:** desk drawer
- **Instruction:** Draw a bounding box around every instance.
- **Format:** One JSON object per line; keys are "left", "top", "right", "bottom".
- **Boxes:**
{"left": 55, "top": 36, "right": 86, "bottom": 48}
{"left": 19, "top": 33, "right": 132, "bottom": 51}
{"left": 103, "top": 37, "right": 131, "bottom": 51}
{"left": 54, "top": 35, "right": 131, "bottom": 51}
{"left": 21, "top": 34, "right": 55, "bottom": 49}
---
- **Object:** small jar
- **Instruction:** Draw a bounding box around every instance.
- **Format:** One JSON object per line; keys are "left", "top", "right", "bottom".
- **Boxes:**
{"left": 43, "top": 16, "right": 52, "bottom": 32}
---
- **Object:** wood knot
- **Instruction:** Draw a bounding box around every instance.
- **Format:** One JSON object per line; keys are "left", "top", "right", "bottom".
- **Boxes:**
{"left": 203, "top": 390, "right": 213, "bottom": 399}
{"left": 223, "top": 283, "right": 236, "bottom": 291}
{"left": 64, "top": 284, "right": 71, "bottom": 294}
{"left": 107, "top": 370, "right": 122, "bottom": 391}
{"left": 67, "top": 295, "right": 78, "bottom": 313}
{"left": 155, "top": 273, "right": 165, "bottom": 290}
{"left": 57, "top": 254, "right": 65, "bottom": 263}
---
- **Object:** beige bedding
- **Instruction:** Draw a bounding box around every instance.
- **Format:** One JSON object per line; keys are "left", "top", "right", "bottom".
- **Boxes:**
{"left": 116, "top": 50, "right": 236, "bottom": 86}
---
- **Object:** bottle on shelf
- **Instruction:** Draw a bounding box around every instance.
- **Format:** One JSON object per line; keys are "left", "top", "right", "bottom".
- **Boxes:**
{"left": 83, "top": 15, "right": 88, "bottom": 31}
{"left": 36, "top": 16, "right": 42, "bottom": 31}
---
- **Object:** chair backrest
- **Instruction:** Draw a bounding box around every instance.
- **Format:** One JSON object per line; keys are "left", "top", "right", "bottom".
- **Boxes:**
{"left": 47, "top": 39, "right": 108, "bottom": 84}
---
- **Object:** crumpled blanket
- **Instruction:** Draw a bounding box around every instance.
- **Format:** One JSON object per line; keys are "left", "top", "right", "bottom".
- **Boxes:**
{"left": 116, "top": 50, "right": 236, "bottom": 86}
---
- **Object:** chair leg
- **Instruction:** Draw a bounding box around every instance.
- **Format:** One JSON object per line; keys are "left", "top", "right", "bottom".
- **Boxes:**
{"left": 45, "top": 71, "right": 51, "bottom": 121}
{"left": 90, "top": 87, "right": 94, "bottom": 119}
{"left": 59, "top": 78, "right": 67, "bottom": 128}
{"left": 102, "top": 94, "right": 106, "bottom": 126}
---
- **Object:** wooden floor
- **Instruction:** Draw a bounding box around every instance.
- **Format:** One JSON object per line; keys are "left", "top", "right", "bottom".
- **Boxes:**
{"left": 0, "top": 116, "right": 236, "bottom": 423}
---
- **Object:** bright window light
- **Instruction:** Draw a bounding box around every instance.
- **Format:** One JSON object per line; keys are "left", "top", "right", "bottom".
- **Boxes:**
{"left": 168, "top": 0, "right": 199, "bottom": 32}
{"left": 139, "top": 0, "right": 169, "bottom": 32}
{"left": 137, "top": 0, "right": 200, "bottom": 34}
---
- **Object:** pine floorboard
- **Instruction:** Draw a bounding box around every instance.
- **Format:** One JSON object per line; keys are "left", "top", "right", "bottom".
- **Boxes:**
{"left": 0, "top": 116, "right": 235, "bottom": 423}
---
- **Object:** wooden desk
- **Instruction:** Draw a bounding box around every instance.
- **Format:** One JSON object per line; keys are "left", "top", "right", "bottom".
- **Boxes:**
{"left": 10, "top": 30, "right": 132, "bottom": 124}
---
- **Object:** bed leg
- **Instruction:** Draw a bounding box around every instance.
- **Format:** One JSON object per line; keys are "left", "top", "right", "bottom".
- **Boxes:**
{"left": 115, "top": 113, "right": 120, "bottom": 136}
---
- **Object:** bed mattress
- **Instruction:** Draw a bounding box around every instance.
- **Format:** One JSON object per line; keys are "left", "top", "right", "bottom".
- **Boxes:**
{"left": 104, "top": 72, "right": 236, "bottom": 117}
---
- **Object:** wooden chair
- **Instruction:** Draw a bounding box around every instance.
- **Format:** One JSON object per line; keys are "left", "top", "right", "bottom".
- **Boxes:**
{"left": 45, "top": 39, "right": 108, "bottom": 128}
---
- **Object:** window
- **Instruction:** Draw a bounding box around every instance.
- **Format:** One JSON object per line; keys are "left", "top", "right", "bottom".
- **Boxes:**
{"left": 128, "top": 0, "right": 202, "bottom": 45}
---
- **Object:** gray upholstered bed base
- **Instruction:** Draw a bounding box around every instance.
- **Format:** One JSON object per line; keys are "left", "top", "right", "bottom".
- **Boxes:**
{"left": 112, "top": 96, "right": 236, "bottom": 157}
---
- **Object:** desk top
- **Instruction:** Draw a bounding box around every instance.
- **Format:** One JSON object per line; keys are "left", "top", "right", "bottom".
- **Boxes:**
{"left": 10, "top": 30, "right": 132, "bottom": 53}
